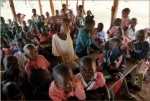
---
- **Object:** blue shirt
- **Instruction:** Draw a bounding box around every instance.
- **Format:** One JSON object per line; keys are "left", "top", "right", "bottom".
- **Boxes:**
{"left": 75, "top": 29, "right": 92, "bottom": 56}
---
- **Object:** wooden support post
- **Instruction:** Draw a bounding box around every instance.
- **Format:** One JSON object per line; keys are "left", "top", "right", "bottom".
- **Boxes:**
{"left": 49, "top": 0, "right": 55, "bottom": 16}
{"left": 110, "top": 0, "right": 119, "bottom": 26}
{"left": 82, "top": 0, "right": 85, "bottom": 7}
{"left": 8, "top": 0, "right": 17, "bottom": 21}
{"left": 38, "top": 0, "right": 43, "bottom": 15}
{"left": 66, "top": 0, "right": 68, "bottom": 7}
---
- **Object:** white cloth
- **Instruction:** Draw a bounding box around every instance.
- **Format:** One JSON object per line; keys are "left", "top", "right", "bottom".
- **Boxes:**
{"left": 52, "top": 33, "right": 77, "bottom": 63}
{"left": 127, "top": 27, "right": 136, "bottom": 40}
{"left": 97, "top": 31, "right": 107, "bottom": 42}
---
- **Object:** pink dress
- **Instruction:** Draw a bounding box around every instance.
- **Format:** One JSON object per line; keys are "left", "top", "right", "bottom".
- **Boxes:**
{"left": 25, "top": 55, "right": 50, "bottom": 75}
{"left": 49, "top": 79, "right": 86, "bottom": 101}
{"left": 76, "top": 72, "right": 106, "bottom": 91}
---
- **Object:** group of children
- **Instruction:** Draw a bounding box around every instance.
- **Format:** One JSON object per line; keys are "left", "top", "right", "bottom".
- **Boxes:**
{"left": 1, "top": 3, "right": 150, "bottom": 101}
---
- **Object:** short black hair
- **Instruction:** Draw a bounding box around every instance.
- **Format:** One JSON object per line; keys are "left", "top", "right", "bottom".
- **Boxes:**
{"left": 80, "top": 56, "right": 94, "bottom": 68}
{"left": 6, "top": 56, "right": 18, "bottom": 70}
{"left": 97, "top": 23, "right": 104, "bottom": 31}
{"left": 122, "top": 8, "right": 130, "bottom": 13}
{"left": 53, "top": 64, "right": 72, "bottom": 81}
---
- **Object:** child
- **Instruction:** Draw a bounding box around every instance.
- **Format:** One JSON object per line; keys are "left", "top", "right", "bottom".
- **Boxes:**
{"left": 103, "top": 38, "right": 124, "bottom": 76}
{"left": 108, "top": 18, "right": 122, "bottom": 38}
{"left": 77, "top": 56, "right": 106, "bottom": 90}
{"left": 30, "top": 68, "right": 51, "bottom": 100}
{"left": 121, "top": 8, "right": 131, "bottom": 30}
{"left": 3, "top": 56, "right": 33, "bottom": 100}
{"left": 127, "top": 18, "right": 137, "bottom": 40}
{"left": 23, "top": 44, "right": 50, "bottom": 75}
{"left": 52, "top": 18, "right": 78, "bottom": 63}
{"left": 49, "top": 64, "right": 86, "bottom": 101}
{"left": 96, "top": 23, "right": 107, "bottom": 43}
{"left": 75, "top": 15, "right": 96, "bottom": 57}
{"left": 130, "top": 29, "right": 149, "bottom": 60}
{"left": 77, "top": 56, "right": 107, "bottom": 100}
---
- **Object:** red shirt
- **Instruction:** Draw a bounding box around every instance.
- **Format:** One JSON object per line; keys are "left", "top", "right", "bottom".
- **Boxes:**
{"left": 25, "top": 55, "right": 50, "bottom": 75}
{"left": 49, "top": 78, "right": 86, "bottom": 101}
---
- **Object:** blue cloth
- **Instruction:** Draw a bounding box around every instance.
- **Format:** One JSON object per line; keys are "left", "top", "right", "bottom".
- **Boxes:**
{"left": 131, "top": 41, "right": 149, "bottom": 60}
{"left": 75, "top": 29, "right": 92, "bottom": 57}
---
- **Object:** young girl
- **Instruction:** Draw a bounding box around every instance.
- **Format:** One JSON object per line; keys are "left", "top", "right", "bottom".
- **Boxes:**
{"left": 49, "top": 64, "right": 86, "bottom": 101}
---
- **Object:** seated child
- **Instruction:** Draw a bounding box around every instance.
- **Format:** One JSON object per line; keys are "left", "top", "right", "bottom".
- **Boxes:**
{"left": 76, "top": 56, "right": 106, "bottom": 100}
{"left": 96, "top": 23, "right": 107, "bottom": 43}
{"left": 49, "top": 64, "right": 86, "bottom": 101}
{"left": 23, "top": 44, "right": 50, "bottom": 75}
{"left": 102, "top": 38, "right": 129, "bottom": 87}
{"left": 3, "top": 55, "right": 33, "bottom": 100}
{"left": 30, "top": 68, "right": 51, "bottom": 100}
{"left": 130, "top": 29, "right": 149, "bottom": 60}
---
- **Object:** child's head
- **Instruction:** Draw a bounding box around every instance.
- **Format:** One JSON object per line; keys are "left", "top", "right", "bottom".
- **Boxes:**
{"left": 136, "top": 29, "right": 145, "bottom": 42}
{"left": 97, "top": 23, "right": 104, "bottom": 32}
{"left": 2, "top": 82, "right": 24, "bottom": 100}
{"left": 23, "top": 44, "right": 38, "bottom": 60}
{"left": 4, "top": 56, "right": 20, "bottom": 81}
{"left": 108, "top": 38, "right": 122, "bottom": 49}
{"left": 45, "top": 11, "right": 49, "bottom": 17}
{"left": 62, "top": 4, "right": 67, "bottom": 9}
{"left": 80, "top": 56, "right": 96, "bottom": 80}
{"left": 32, "top": 8, "right": 36, "bottom": 15}
{"left": 122, "top": 8, "right": 130, "bottom": 18}
{"left": 53, "top": 64, "right": 74, "bottom": 93}
{"left": 87, "top": 10, "right": 92, "bottom": 16}
{"left": 85, "top": 15, "right": 95, "bottom": 33}
{"left": 5, "top": 56, "right": 18, "bottom": 70}
{"left": 130, "top": 18, "right": 137, "bottom": 28}
{"left": 30, "top": 68, "right": 51, "bottom": 87}
{"left": 55, "top": 10, "right": 59, "bottom": 16}
{"left": 113, "top": 18, "right": 121, "bottom": 26}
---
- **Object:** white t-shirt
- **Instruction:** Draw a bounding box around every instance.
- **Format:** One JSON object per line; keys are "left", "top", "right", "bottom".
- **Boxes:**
{"left": 52, "top": 33, "right": 78, "bottom": 63}
{"left": 97, "top": 31, "right": 107, "bottom": 42}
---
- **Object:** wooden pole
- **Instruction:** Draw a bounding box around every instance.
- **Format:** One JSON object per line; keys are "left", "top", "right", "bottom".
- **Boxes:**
{"left": 82, "top": 0, "right": 85, "bottom": 15}
{"left": 66, "top": 0, "right": 68, "bottom": 7}
{"left": 110, "top": 0, "right": 119, "bottom": 26}
{"left": 38, "top": 0, "right": 43, "bottom": 15}
{"left": 8, "top": 0, "right": 17, "bottom": 21}
{"left": 49, "top": 0, "right": 55, "bottom": 16}
{"left": 82, "top": 0, "right": 85, "bottom": 7}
